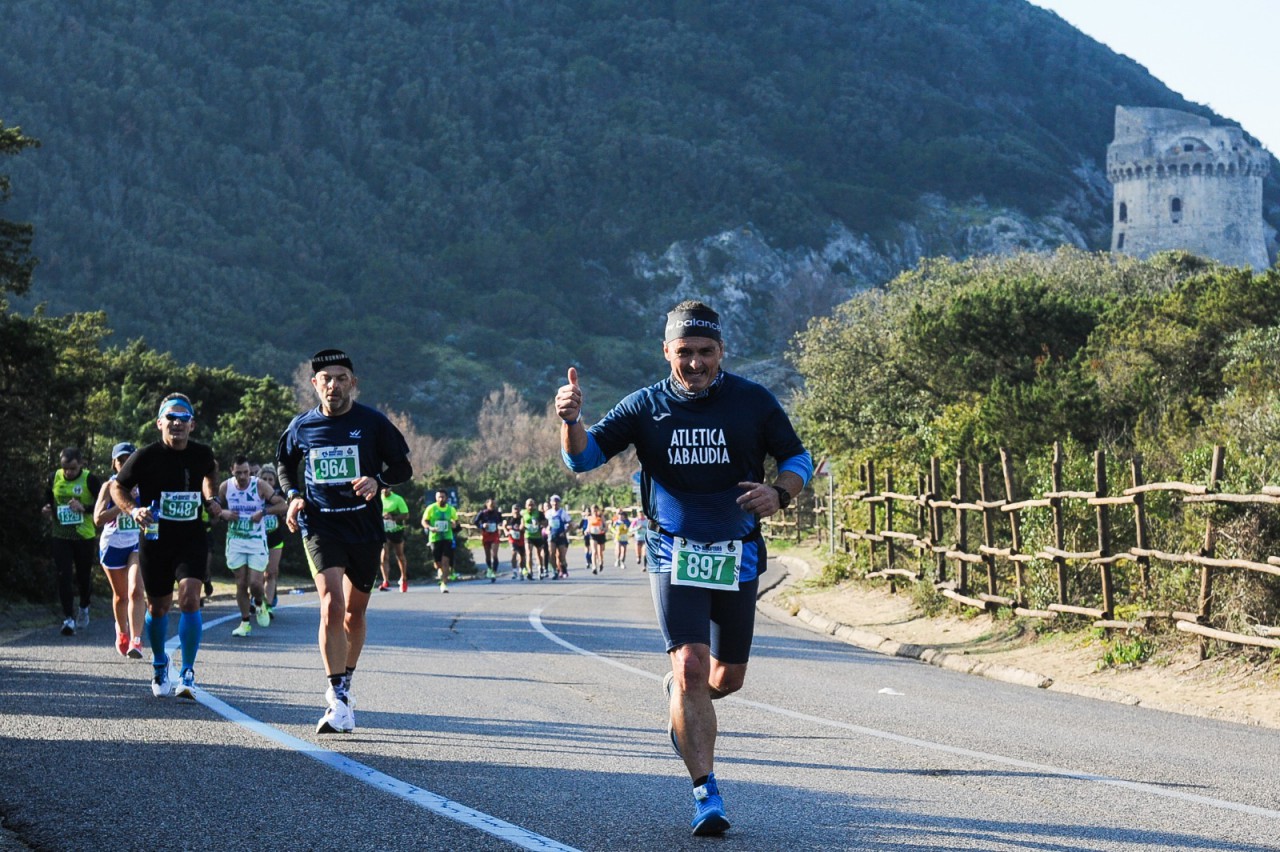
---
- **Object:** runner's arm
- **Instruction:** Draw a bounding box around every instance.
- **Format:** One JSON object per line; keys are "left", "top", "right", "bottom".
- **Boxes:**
{"left": 203, "top": 462, "right": 223, "bottom": 520}
{"left": 261, "top": 480, "right": 287, "bottom": 515}
{"left": 92, "top": 480, "right": 119, "bottom": 526}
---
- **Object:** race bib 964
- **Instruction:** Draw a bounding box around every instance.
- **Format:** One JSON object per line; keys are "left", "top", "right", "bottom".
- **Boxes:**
{"left": 308, "top": 445, "right": 359, "bottom": 485}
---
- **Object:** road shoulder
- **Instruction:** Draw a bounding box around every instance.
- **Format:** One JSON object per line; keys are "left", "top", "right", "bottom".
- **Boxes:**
{"left": 761, "top": 548, "right": 1280, "bottom": 729}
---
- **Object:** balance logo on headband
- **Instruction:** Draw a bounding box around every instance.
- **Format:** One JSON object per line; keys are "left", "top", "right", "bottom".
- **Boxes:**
{"left": 674, "top": 318, "right": 721, "bottom": 331}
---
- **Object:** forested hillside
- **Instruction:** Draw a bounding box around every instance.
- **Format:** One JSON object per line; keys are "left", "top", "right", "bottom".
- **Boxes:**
{"left": 2, "top": 0, "right": 1276, "bottom": 430}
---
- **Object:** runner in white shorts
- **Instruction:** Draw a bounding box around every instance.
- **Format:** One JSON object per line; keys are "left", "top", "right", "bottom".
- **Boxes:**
{"left": 92, "top": 442, "right": 146, "bottom": 658}
{"left": 218, "top": 455, "right": 285, "bottom": 637}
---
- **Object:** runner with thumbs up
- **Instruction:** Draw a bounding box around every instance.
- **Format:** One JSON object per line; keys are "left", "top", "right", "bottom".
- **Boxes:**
{"left": 556, "top": 300, "right": 812, "bottom": 837}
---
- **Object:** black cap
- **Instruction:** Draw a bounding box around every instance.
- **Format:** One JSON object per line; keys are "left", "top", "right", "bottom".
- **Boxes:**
{"left": 310, "top": 349, "right": 354, "bottom": 374}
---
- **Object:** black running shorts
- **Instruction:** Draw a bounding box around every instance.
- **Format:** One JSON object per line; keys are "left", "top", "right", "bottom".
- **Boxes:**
{"left": 648, "top": 570, "right": 760, "bottom": 665}
{"left": 430, "top": 539, "right": 454, "bottom": 563}
{"left": 139, "top": 536, "right": 209, "bottom": 600}
{"left": 302, "top": 536, "right": 381, "bottom": 594}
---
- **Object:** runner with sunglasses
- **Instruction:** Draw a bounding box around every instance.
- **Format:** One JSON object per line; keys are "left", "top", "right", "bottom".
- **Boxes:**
{"left": 109, "top": 394, "right": 221, "bottom": 700}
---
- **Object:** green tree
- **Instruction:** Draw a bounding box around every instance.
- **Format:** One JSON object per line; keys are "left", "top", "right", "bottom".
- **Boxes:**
{"left": 0, "top": 120, "right": 38, "bottom": 296}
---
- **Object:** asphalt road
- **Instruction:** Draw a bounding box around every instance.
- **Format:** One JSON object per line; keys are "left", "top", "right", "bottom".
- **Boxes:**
{"left": 1, "top": 551, "right": 1277, "bottom": 851}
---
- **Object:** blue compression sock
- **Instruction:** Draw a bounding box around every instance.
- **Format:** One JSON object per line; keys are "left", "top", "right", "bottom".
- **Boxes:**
{"left": 145, "top": 611, "right": 168, "bottom": 663}
{"left": 178, "top": 610, "right": 202, "bottom": 670}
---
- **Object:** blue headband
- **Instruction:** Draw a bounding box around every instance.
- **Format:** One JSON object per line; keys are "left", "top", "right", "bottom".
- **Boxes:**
{"left": 158, "top": 398, "right": 194, "bottom": 419}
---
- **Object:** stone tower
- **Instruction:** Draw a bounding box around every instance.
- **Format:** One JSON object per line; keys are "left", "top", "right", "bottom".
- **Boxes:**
{"left": 1107, "top": 106, "right": 1270, "bottom": 268}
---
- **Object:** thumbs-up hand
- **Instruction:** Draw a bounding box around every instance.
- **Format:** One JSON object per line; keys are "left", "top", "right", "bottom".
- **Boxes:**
{"left": 555, "top": 367, "right": 583, "bottom": 424}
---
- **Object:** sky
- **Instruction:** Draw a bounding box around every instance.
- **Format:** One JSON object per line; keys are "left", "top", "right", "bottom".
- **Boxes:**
{"left": 1029, "top": 0, "right": 1280, "bottom": 153}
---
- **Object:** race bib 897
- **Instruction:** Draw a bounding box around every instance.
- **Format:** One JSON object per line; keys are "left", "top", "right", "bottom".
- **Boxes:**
{"left": 670, "top": 539, "right": 741, "bottom": 591}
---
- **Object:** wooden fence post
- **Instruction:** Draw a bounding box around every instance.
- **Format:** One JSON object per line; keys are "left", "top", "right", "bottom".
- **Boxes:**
{"left": 955, "top": 461, "right": 968, "bottom": 593}
{"left": 1051, "top": 442, "right": 1068, "bottom": 605}
{"left": 979, "top": 462, "right": 998, "bottom": 598}
{"left": 866, "top": 458, "right": 878, "bottom": 573}
{"left": 1000, "top": 449, "right": 1026, "bottom": 604}
{"left": 916, "top": 472, "right": 928, "bottom": 580}
{"left": 840, "top": 464, "right": 850, "bottom": 554}
{"left": 1095, "top": 450, "right": 1114, "bottom": 619}
{"left": 929, "top": 457, "right": 946, "bottom": 583}
{"left": 1197, "top": 445, "right": 1227, "bottom": 659}
{"left": 1130, "top": 454, "right": 1151, "bottom": 594}
{"left": 884, "top": 469, "right": 896, "bottom": 592}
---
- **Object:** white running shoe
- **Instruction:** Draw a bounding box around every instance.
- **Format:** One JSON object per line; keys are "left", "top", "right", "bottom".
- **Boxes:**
{"left": 175, "top": 668, "right": 196, "bottom": 700}
{"left": 151, "top": 664, "right": 173, "bottom": 698}
{"left": 60, "top": 618, "right": 76, "bottom": 636}
{"left": 231, "top": 620, "right": 252, "bottom": 637}
{"left": 76, "top": 606, "right": 90, "bottom": 629}
{"left": 325, "top": 685, "right": 357, "bottom": 711}
{"left": 316, "top": 697, "right": 354, "bottom": 734}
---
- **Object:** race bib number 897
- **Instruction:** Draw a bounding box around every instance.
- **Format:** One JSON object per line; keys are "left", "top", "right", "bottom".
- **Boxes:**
{"left": 670, "top": 539, "right": 741, "bottom": 591}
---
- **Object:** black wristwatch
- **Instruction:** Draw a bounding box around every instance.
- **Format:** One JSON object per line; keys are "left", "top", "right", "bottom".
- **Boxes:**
{"left": 772, "top": 485, "right": 792, "bottom": 509}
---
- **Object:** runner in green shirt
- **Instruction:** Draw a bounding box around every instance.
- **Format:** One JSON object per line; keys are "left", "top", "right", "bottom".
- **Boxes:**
{"left": 379, "top": 487, "right": 410, "bottom": 592}
{"left": 421, "top": 491, "right": 458, "bottom": 593}
{"left": 43, "top": 447, "right": 103, "bottom": 636}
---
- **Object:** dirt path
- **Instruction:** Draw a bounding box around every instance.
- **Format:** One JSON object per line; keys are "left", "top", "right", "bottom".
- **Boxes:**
{"left": 768, "top": 547, "right": 1280, "bottom": 729}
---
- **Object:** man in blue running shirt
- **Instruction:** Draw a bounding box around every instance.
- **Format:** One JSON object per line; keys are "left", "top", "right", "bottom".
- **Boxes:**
{"left": 556, "top": 300, "right": 812, "bottom": 837}
{"left": 277, "top": 349, "right": 412, "bottom": 734}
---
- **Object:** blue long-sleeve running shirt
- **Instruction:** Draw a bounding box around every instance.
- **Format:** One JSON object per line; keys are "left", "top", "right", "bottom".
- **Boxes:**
{"left": 563, "top": 372, "right": 811, "bottom": 580}
{"left": 276, "top": 402, "right": 412, "bottom": 543}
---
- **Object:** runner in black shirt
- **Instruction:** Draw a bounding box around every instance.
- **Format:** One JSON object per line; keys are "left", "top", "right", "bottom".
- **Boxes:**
{"left": 111, "top": 394, "right": 222, "bottom": 700}
{"left": 277, "top": 349, "right": 412, "bottom": 734}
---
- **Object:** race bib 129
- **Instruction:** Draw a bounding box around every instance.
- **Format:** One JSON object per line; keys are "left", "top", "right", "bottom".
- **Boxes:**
{"left": 670, "top": 538, "right": 741, "bottom": 591}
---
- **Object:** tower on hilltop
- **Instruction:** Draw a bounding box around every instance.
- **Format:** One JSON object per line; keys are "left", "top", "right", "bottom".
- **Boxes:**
{"left": 1107, "top": 106, "right": 1270, "bottom": 268}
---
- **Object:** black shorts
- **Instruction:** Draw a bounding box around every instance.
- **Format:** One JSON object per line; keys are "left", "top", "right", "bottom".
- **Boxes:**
{"left": 649, "top": 571, "right": 760, "bottom": 665}
{"left": 139, "top": 536, "right": 209, "bottom": 600}
{"left": 302, "top": 536, "right": 381, "bottom": 594}
{"left": 430, "top": 539, "right": 454, "bottom": 563}
{"left": 384, "top": 529, "right": 405, "bottom": 544}
{"left": 589, "top": 533, "right": 607, "bottom": 545}
{"left": 550, "top": 532, "right": 569, "bottom": 547}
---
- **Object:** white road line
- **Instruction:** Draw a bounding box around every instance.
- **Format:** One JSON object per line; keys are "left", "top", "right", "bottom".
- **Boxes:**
{"left": 528, "top": 602, "right": 1280, "bottom": 822}
{"left": 163, "top": 603, "right": 580, "bottom": 852}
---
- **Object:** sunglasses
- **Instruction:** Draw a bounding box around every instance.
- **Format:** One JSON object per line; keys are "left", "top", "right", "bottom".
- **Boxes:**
{"left": 164, "top": 413, "right": 193, "bottom": 422}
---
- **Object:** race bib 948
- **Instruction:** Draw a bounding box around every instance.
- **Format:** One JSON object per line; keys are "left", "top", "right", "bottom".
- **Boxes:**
{"left": 670, "top": 539, "right": 741, "bottom": 591}
{"left": 160, "top": 491, "right": 201, "bottom": 521}
{"left": 308, "top": 445, "right": 359, "bottom": 485}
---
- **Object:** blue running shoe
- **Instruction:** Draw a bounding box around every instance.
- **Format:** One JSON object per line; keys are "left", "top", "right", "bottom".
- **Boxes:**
{"left": 690, "top": 774, "right": 729, "bottom": 836}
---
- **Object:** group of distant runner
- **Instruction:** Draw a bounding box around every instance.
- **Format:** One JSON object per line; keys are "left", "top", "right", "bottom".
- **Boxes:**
{"left": 38, "top": 300, "right": 810, "bottom": 837}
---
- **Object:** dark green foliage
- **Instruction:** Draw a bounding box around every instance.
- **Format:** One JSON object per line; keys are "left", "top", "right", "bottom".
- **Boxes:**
{"left": 0, "top": 121, "right": 38, "bottom": 296}
{"left": 4, "top": 0, "right": 1273, "bottom": 433}
{"left": 798, "top": 250, "right": 1280, "bottom": 629}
